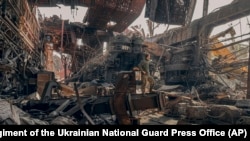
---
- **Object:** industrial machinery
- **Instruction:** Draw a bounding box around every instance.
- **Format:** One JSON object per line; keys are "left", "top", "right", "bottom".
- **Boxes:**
{"left": 1, "top": 0, "right": 250, "bottom": 125}
{"left": 144, "top": 0, "right": 250, "bottom": 87}
{"left": 0, "top": 0, "right": 42, "bottom": 97}
{"left": 78, "top": 34, "right": 152, "bottom": 84}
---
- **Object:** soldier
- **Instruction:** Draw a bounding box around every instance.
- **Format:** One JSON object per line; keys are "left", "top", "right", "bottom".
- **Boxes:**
{"left": 138, "top": 53, "right": 155, "bottom": 95}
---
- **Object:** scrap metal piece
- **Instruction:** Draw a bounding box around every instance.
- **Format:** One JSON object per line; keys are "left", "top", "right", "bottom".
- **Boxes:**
{"left": 127, "top": 93, "right": 165, "bottom": 113}
{"left": 73, "top": 82, "right": 95, "bottom": 125}
{"left": 40, "top": 80, "right": 59, "bottom": 103}
{"left": 48, "top": 99, "right": 71, "bottom": 117}
{"left": 208, "top": 105, "right": 242, "bottom": 124}
{"left": 186, "top": 106, "right": 207, "bottom": 120}
{"left": 0, "top": 99, "right": 20, "bottom": 125}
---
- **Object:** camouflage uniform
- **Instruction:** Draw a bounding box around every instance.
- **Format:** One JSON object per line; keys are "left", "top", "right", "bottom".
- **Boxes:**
{"left": 138, "top": 57, "right": 155, "bottom": 94}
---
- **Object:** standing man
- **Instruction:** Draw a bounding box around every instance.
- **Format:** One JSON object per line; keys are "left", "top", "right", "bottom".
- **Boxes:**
{"left": 138, "top": 53, "right": 155, "bottom": 95}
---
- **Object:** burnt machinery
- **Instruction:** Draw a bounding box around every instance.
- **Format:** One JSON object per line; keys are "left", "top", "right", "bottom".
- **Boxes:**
{"left": 23, "top": 70, "right": 165, "bottom": 125}
{"left": 0, "top": 0, "right": 146, "bottom": 97}
{"left": 78, "top": 34, "right": 154, "bottom": 84}
{"left": 0, "top": 0, "right": 42, "bottom": 96}
{"left": 147, "top": 0, "right": 250, "bottom": 86}
{"left": 163, "top": 42, "right": 204, "bottom": 86}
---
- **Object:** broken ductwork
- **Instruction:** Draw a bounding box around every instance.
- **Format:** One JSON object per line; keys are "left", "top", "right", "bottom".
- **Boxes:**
{"left": 145, "top": 0, "right": 196, "bottom": 25}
